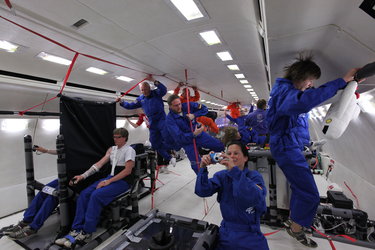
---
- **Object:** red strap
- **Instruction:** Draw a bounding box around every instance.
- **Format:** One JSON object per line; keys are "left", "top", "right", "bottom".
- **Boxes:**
{"left": 263, "top": 228, "right": 283, "bottom": 236}
{"left": 344, "top": 181, "right": 360, "bottom": 209}
{"left": 311, "top": 226, "right": 356, "bottom": 250}
{"left": 4, "top": 0, "right": 12, "bottom": 9}
{"left": 19, "top": 52, "right": 79, "bottom": 115}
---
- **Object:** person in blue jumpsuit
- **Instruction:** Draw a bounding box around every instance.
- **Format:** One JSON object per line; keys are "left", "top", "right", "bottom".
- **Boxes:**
{"left": 295, "top": 113, "right": 310, "bottom": 147}
{"left": 266, "top": 54, "right": 361, "bottom": 248}
{"left": 55, "top": 128, "right": 136, "bottom": 248}
{"left": 245, "top": 99, "right": 268, "bottom": 145}
{"left": 5, "top": 146, "right": 59, "bottom": 239}
{"left": 117, "top": 77, "right": 174, "bottom": 167}
{"left": 225, "top": 109, "right": 256, "bottom": 144}
{"left": 195, "top": 141, "right": 269, "bottom": 250}
{"left": 165, "top": 95, "right": 224, "bottom": 174}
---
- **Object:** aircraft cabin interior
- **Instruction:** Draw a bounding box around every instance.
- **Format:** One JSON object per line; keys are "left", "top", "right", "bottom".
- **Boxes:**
{"left": 0, "top": 0, "right": 374, "bottom": 249}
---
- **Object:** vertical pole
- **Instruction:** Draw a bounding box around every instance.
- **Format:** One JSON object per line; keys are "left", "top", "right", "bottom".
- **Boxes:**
{"left": 56, "top": 134, "right": 70, "bottom": 229}
{"left": 24, "top": 135, "right": 35, "bottom": 206}
{"left": 268, "top": 158, "right": 278, "bottom": 226}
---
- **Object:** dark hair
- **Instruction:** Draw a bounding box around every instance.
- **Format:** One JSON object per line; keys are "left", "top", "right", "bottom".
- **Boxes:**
{"left": 113, "top": 127, "right": 129, "bottom": 140}
{"left": 283, "top": 53, "right": 321, "bottom": 83}
{"left": 167, "top": 94, "right": 180, "bottom": 105}
{"left": 257, "top": 99, "right": 267, "bottom": 109}
{"left": 222, "top": 126, "right": 239, "bottom": 147}
{"left": 226, "top": 140, "right": 249, "bottom": 164}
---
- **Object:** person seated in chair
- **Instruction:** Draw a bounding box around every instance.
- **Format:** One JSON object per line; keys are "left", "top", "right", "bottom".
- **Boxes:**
{"left": 5, "top": 146, "right": 58, "bottom": 239}
{"left": 55, "top": 128, "right": 135, "bottom": 248}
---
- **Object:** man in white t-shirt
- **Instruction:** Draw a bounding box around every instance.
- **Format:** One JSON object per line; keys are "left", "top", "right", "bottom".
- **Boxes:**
{"left": 55, "top": 128, "right": 136, "bottom": 248}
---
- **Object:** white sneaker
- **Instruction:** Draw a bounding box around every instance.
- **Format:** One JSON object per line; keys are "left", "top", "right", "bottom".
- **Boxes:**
{"left": 55, "top": 230, "right": 79, "bottom": 246}
{"left": 169, "top": 157, "right": 176, "bottom": 167}
{"left": 64, "top": 231, "right": 91, "bottom": 248}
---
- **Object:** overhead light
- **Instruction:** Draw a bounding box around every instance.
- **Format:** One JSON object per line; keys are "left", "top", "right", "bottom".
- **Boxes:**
{"left": 170, "top": 0, "right": 204, "bottom": 21}
{"left": 0, "top": 40, "right": 18, "bottom": 53}
{"left": 235, "top": 74, "right": 245, "bottom": 79}
{"left": 86, "top": 67, "right": 108, "bottom": 75}
{"left": 168, "top": 90, "right": 174, "bottom": 94}
{"left": 199, "top": 30, "right": 221, "bottom": 45}
{"left": 240, "top": 80, "right": 248, "bottom": 84}
{"left": 206, "top": 101, "right": 211, "bottom": 104}
{"left": 244, "top": 85, "right": 252, "bottom": 88}
{"left": 116, "top": 76, "right": 134, "bottom": 82}
{"left": 227, "top": 64, "right": 239, "bottom": 71}
{"left": 250, "top": 91, "right": 256, "bottom": 94}
{"left": 216, "top": 51, "right": 232, "bottom": 61}
{"left": 37, "top": 52, "right": 71, "bottom": 66}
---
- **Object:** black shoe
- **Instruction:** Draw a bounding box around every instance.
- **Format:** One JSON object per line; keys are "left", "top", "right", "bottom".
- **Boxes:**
{"left": 286, "top": 228, "right": 318, "bottom": 248}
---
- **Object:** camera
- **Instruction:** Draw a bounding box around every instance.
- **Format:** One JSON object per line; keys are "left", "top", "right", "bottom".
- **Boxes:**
{"left": 210, "top": 152, "right": 223, "bottom": 163}
{"left": 32, "top": 145, "right": 39, "bottom": 152}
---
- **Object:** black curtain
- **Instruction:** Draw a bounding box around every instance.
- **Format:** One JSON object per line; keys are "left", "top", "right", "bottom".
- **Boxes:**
{"left": 60, "top": 96, "right": 116, "bottom": 183}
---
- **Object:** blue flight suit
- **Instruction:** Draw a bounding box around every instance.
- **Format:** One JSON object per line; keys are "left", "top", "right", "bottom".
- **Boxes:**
{"left": 120, "top": 82, "right": 171, "bottom": 162}
{"left": 266, "top": 77, "right": 346, "bottom": 227}
{"left": 296, "top": 113, "right": 310, "bottom": 147}
{"left": 71, "top": 176, "right": 129, "bottom": 233}
{"left": 245, "top": 109, "right": 268, "bottom": 145}
{"left": 226, "top": 114, "right": 257, "bottom": 144}
{"left": 23, "top": 179, "right": 59, "bottom": 231}
{"left": 165, "top": 102, "right": 224, "bottom": 174}
{"left": 195, "top": 167, "right": 269, "bottom": 250}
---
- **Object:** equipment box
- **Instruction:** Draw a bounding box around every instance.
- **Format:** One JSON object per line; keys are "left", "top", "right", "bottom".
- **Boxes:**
{"left": 103, "top": 210, "right": 218, "bottom": 250}
{"left": 327, "top": 191, "right": 353, "bottom": 209}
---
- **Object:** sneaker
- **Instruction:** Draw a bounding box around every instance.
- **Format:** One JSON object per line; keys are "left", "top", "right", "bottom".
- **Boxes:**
{"left": 8, "top": 226, "right": 36, "bottom": 239}
{"left": 64, "top": 231, "right": 91, "bottom": 248}
{"left": 286, "top": 227, "right": 318, "bottom": 248}
{"left": 3, "top": 220, "right": 29, "bottom": 234}
{"left": 283, "top": 219, "right": 292, "bottom": 228}
{"left": 169, "top": 157, "right": 176, "bottom": 167}
{"left": 55, "top": 230, "right": 79, "bottom": 246}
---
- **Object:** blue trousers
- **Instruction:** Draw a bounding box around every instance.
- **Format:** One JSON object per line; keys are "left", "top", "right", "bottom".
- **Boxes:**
{"left": 150, "top": 120, "right": 171, "bottom": 162}
{"left": 184, "top": 132, "right": 224, "bottom": 174}
{"left": 271, "top": 144, "right": 320, "bottom": 227}
{"left": 216, "top": 221, "right": 269, "bottom": 250}
{"left": 71, "top": 176, "right": 129, "bottom": 233}
{"left": 23, "top": 179, "right": 59, "bottom": 231}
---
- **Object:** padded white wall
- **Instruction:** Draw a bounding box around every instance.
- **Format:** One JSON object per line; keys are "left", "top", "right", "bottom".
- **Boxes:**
{"left": 309, "top": 90, "right": 375, "bottom": 219}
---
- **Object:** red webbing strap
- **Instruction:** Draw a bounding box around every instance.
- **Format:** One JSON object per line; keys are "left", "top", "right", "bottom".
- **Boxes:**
{"left": 0, "top": 15, "right": 76, "bottom": 53}
{"left": 263, "top": 228, "right": 284, "bottom": 237}
{"left": 344, "top": 181, "right": 360, "bottom": 209}
{"left": 18, "top": 52, "right": 79, "bottom": 115}
{"left": 4, "top": 0, "right": 12, "bottom": 9}
{"left": 118, "top": 76, "right": 150, "bottom": 98}
{"left": 311, "top": 226, "right": 357, "bottom": 250}
{"left": 0, "top": 15, "right": 150, "bottom": 75}
{"left": 184, "top": 69, "right": 200, "bottom": 172}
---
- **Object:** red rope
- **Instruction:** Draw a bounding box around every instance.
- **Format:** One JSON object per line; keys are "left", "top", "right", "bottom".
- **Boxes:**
{"left": 4, "top": 0, "right": 12, "bottom": 9}
{"left": 184, "top": 69, "right": 200, "bottom": 172}
{"left": 311, "top": 226, "right": 357, "bottom": 250}
{"left": 344, "top": 181, "right": 360, "bottom": 209}
{"left": 18, "top": 52, "right": 79, "bottom": 115}
{"left": 263, "top": 228, "right": 284, "bottom": 237}
{"left": 0, "top": 14, "right": 229, "bottom": 112}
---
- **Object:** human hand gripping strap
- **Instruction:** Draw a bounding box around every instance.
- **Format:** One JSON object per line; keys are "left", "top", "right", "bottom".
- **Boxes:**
{"left": 81, "top": 164, "right": 99, "bottom": 179}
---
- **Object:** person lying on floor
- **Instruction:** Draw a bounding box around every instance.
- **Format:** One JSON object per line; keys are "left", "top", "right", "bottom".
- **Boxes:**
{"left": 55, "top": 128, "right": 135, "bottom": 248}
